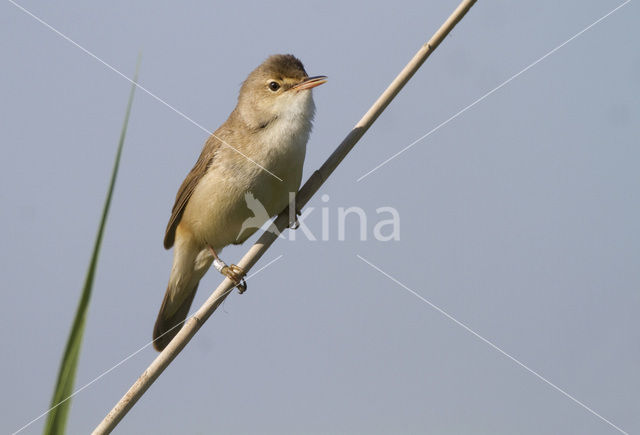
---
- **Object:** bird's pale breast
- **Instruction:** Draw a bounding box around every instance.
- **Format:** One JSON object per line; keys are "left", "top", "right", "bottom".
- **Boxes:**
{"left": 181, "top": 111, "right": 311, "bottom": 250}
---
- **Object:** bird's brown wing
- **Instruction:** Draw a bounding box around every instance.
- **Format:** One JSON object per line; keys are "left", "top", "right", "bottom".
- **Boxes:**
{"left": 163, "top": 138, "right": 220, "bottom": 249}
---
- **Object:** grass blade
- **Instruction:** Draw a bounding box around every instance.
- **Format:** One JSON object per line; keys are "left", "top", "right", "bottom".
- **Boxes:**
{"left": 43, "top": 58, "right": 140, "bottom": 435}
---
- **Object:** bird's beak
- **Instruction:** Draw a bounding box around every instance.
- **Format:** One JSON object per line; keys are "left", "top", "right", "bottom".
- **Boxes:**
{"left": 292, "top": 75, "right": 328, "bottom": 91}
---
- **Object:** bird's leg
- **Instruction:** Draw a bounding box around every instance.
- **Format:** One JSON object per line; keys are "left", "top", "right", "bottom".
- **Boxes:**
{"left": 288, "top": 208, "right": 302, "bottom": 230}
{"left": 286, "top": 192, "right": 302, "bottom": 230}
{"left": 208, "top": 246, "right": 247, "bottom": 294}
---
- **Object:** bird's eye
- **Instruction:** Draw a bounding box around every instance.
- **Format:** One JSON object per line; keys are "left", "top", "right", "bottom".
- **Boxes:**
{"left": 268, "top": 81, "right": 280, "bottom": 92}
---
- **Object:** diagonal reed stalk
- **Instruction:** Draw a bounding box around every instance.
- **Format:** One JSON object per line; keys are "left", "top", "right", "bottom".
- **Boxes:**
{"left": 93, "top": 1, "right": 477, "bottom": 432}
{"left": 42, "top": 58, "right": 140, "bottom": 435}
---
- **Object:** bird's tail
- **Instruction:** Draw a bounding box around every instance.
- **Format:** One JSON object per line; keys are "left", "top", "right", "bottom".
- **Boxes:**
{"left": 153, "top": 282, "right": 198, "bottom": 351}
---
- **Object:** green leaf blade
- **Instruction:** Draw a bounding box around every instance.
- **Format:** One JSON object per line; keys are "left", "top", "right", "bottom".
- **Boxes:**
{"left": 42, "top": 58, "right": 140, "bottom": 435}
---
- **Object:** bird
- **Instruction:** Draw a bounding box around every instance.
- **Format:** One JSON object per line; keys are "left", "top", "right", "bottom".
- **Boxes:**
{"left": 153, "top": 54, "right": 327, "bottom": 351}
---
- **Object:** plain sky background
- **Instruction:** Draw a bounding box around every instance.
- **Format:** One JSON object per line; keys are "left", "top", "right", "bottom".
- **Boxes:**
{"left": 1, "top": 0, "right": 638, "bottom": 434}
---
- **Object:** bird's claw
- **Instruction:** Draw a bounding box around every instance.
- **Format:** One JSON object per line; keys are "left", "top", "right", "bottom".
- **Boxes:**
{"left": 221, "top": 264, "right": 247, "bottom": 294}
{"left": 212, "top": 256, "right": 247, "bottom": 294}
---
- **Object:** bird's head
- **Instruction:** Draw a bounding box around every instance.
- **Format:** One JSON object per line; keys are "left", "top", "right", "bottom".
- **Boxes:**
{"left": 236, "top": 54, "right": 327, "bottom": 130}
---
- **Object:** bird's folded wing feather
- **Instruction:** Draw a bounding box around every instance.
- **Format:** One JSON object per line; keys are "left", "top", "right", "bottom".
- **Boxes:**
{"left": 163, "top": 137, "right": 221, "bottom": 249}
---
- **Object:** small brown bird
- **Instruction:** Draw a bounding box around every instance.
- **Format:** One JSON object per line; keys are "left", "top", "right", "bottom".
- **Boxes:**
{"left": 153, "top": 54, "right": 326, "bottom": 351}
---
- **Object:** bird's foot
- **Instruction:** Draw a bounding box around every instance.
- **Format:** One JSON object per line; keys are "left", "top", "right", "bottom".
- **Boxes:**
{"left": 213, "top": 258, "right": 247, "bottom": 294}
{"left": 224, "top": 264, "right": 247, "bottom": 294}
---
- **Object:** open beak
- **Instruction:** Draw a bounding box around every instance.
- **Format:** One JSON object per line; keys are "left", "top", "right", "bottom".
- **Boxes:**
{"left": 292, "top": 75, "right": 328, "bottom": 91}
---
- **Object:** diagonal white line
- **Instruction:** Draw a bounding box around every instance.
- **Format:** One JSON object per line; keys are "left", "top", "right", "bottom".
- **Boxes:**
{"left": 11, "top": 254, "right": 284, "bottom": 435}
{"left": 356, "top": 254, "right": 629, "bottom": 435}
{"left": 357, "top": 0, "right": 631, "bottom": 182}
{"left": 5, "top": 0, "right": 283, "bottom": 182}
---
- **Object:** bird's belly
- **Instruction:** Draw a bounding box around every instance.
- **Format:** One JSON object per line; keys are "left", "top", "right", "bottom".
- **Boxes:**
{"left": 182, "top": 140, "right": 305, "bottom": 249}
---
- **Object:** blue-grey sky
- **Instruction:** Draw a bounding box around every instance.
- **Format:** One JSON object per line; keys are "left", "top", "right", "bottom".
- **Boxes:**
{"left": 1, "top": 1, "right": 638, "bottom": 434}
